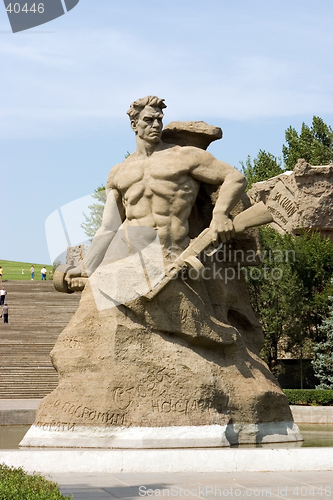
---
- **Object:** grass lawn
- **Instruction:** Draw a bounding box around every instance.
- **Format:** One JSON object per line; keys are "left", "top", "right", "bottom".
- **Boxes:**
{"left": 0, "top": 259, "right": 53, "bottom": 281}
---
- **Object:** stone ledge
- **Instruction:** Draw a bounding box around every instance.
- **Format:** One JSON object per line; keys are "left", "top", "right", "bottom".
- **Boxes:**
{"left": 0, "top": 400, "right": 42, "bottom": 425}
{"left": 0, "top": 410, "right": 37, "bottom": 426}
{"left": 19, "top": 422, "right": 302, "bottom": 449}
{"left": 290, "top": 405, "right": 333, "bottom": 424}
{"left": 0, "top": 448, "right": 332, "bottom": 473}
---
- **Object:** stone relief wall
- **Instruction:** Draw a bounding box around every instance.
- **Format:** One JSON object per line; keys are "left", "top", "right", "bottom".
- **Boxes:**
{"left": 248, "top": 160, "right": 333, "bottom": 239}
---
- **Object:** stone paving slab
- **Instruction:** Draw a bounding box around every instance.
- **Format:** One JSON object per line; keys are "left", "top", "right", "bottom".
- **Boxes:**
{"left": 47, "top": 471, "right": 333, "bottom": 500}
{"left": 1, "top": 448, "right": 332, "bottom": 474}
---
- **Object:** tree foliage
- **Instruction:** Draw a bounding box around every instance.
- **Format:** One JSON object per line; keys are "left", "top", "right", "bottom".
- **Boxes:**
{"left": 81, "top": 153, "right": 130, "bottom": 239}
{"left": 241, "top": 117, "right": 333, "bottom": 189}
{"left": 312, "top": 290, "right": 333, "bottom": 389}
{"left": 283, "top": 116, "right": 333, "bottom": 171}
{"left": 245, "top": 228, "right": 333, "bottom": 372}
{"left": 81, "top": 184, "right": 106, "bottom": 239}
{"left": 240, "top": 150, "right": 283, "bottom": 190}
{"left": 239, "top": 116, "right": 333, "bottom": 378}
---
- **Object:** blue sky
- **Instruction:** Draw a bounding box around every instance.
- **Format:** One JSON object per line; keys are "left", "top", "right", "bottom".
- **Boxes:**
{"left": 1, "top": 0, "right": 333, "bottom": 264}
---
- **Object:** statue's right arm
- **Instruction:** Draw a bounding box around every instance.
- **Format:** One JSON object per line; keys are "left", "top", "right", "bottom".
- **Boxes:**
{"left": 66, "top": 175, "right": 125, "bottom": 280}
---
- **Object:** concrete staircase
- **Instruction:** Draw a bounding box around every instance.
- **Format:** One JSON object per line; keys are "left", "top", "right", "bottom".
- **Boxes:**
{"left": 0, "top": 281, "right": 80, "bottom": 399}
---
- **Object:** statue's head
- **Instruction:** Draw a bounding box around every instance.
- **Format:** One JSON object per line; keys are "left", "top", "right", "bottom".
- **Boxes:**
{"left": 127, "top": 96, "right": 166, "bottom": 144}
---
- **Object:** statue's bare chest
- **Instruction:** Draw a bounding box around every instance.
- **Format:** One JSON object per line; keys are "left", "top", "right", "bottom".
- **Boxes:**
{"left": 116, "top": 153, "right": 197, "bottom": 198}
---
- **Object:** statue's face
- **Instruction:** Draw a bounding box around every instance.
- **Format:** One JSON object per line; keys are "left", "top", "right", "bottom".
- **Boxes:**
{"left": 132, "top": 106, "right": 163, "bottom": 143}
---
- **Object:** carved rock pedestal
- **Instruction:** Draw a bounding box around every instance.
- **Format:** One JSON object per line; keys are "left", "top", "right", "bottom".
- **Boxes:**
{"left": 21, "top": 272, "right": 301, "bottom": 448}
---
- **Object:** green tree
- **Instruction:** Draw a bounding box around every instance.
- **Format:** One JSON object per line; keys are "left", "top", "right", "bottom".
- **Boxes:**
{"left": 283, "top": 116, "right": 333, "bottom": 171}
{"left": 240, "top": 150, "right": 283, "bottom": 190}
{"left": 289, "top": 232, "right": 333, "bottom": 343}
{"left": 312, "top": 291, "right": 333, "bottom": 389}
{"left": 81, "top": 153, "right": 130, "bottom": 239}
{"left": 81, "top": 184, "right": 106, "bottom": 239}
{"left": 245, "top": 228, "right": 333, "bottom": 372}
{"left": 245, "top": 228, "right": 303, "bottom": 372}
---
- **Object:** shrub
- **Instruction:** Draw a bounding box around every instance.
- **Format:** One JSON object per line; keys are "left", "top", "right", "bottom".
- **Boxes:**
{"left": 283, "top": 389, "right": 333, "bottom": 406}
{"left": 0, "top": 463, "right": 72, "bottom": 500}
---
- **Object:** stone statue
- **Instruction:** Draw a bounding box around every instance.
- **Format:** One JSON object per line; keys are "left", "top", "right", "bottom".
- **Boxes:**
{"left": 21, "top": 96, "right": 302, "bottom": 448}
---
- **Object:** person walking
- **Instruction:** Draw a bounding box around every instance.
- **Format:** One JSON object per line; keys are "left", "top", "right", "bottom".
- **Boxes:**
{"left": 30, "top": 266, "right": 34, "bottom": 280}
{"left": 2, "top": 303, "right": 9, "bottom": 324}
{"left": 0, "top": 287, "right": 6, "bottom": 306}
{"left": 41, "top": 267, "right": 47, "bottom": 280}
{"left": 0, "top": 267, "right": 3, "bottom": 282}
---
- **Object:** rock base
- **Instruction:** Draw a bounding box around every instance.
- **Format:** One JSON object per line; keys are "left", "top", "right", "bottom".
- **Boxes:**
{"left": 23, "top": 275, "right": 301, "bottom": 448}
{"left": 20, "top": 421, "right": 302, "bottom": 449}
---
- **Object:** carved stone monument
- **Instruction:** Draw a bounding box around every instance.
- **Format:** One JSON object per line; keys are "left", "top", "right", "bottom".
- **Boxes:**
{"left": 248, "top": 159, "right": 333, "bottom": 239}
{"left": 21, "top": 96, "right": 302, "bottom": 448}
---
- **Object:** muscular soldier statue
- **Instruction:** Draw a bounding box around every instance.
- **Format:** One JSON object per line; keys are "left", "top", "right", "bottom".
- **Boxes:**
{"left": 67, "top": 96, "right": 245, "bottom": 286}
{"left": 22, "top": 96, "right": 301, "bottom": 449}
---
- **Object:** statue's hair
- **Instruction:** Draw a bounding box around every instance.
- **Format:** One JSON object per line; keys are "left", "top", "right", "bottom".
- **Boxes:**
{"left": 127, "top": 96, "right": 166, "bottom": 122}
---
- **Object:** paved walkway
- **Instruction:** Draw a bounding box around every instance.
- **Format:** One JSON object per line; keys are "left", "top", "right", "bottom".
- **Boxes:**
{"left": 49, "top": 470, "right": 333, "bottom": 499}
{"left": 0, "top": 399, "right": 41, "bottom": 410}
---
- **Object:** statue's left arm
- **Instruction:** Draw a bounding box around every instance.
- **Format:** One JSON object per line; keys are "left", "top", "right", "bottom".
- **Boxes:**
{"left": 190, "top": 149, "right": 247, "bottom": 244}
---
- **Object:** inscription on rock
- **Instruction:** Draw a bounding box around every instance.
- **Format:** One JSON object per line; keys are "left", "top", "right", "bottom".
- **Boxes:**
{"left": 152, "top": 397, "right": 225, "bottom": 414}
{"left": 54, "top": 400, "right": 126, "bottom": 425}
{"left": 36, "top": 422, "right": 75, "bottom": 432}
{"left": 271, "top": 191, "right": 297, "bottom": 218}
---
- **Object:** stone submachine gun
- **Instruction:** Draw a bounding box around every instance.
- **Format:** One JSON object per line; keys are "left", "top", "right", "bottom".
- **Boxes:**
{"left": 144, "top": 201, "right": 272, "bottom": 299}
{"left": 54, "top": 201, "right": 273, "bottom": 298}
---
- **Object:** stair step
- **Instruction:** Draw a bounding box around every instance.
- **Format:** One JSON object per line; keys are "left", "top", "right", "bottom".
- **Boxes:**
{"left": 0, "top": 280, "right": 80, "bottom": 399}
